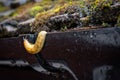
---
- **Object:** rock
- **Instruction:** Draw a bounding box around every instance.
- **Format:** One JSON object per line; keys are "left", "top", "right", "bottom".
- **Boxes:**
{"left": 10, "top": 0, "right": 28, "bottom": 8}
{"left": 112, "top": 0, "right": 120, "bottom": 4}
{"left": 0, "top": 18, "right": 35, "bottom": 37}
{"left": 17, "top": 18, "right": 35, "bottom": 34}
{"left": 18, "top": 18, "right": 35, "bottom": 25}
{"left": 0, "top": 0, "right": 13, "bottom": 7}
{"left": 90, "top": 2, "right": 120, "bottom": 26}
{"left": 0, "top": 0, "right": 27, "bottom": 8}
{"left": 10, "top": 1, "right": 20, "bottom": 9}
{"left": 0, "top": 20, "right": 18, "bottom": 27}
{"left": 0, "top": 20, "right": 18, "bottom": 37}
{"left": 48, "top": 13, "right": 81, "bottom": 30}
{"left": 0, "top": 10, "right": 15, "bottom": 17}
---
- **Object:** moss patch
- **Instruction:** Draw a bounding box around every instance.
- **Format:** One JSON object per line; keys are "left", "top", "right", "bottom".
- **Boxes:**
{"left": 29, "top": 6, "right": 44, "bottom": 17}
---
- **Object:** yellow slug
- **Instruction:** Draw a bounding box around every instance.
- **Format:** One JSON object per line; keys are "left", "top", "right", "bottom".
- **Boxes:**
{"left": 23, "top": 31, "right": 47, "bottom": 54}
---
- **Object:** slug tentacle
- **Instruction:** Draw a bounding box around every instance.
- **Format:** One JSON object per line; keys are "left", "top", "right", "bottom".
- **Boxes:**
{"left": 23, "top": 31, "right": 47, "bottom": 54}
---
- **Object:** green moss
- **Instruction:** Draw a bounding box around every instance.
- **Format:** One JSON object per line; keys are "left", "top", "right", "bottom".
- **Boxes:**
{"left": 79, "top": 0, "right": 85, "bottom": 8}
{"left": 29, "top": 6, "right": 44, "bottom": 17}
{"left": 34, "top": 2, "right": 71, "bottom": 25}
{"left": 0, "top": 4, "right": 9, "bottom": 12}
{"left": 31, "top": 0, "right": 86, "bottom": 31}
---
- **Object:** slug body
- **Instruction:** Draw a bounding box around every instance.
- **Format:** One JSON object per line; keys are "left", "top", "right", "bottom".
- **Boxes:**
{"left": 23, "top": 31, "right": 47, "bottom": 54}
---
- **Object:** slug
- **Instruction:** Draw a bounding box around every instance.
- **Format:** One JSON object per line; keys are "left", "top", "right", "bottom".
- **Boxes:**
{"left": 23, "top": 31, "right": 47, "bottom": 54}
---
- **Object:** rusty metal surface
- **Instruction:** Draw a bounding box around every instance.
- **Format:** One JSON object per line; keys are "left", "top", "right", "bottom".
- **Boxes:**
{"left": 0, "top": 27, "right": 120, "bottom": 80}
